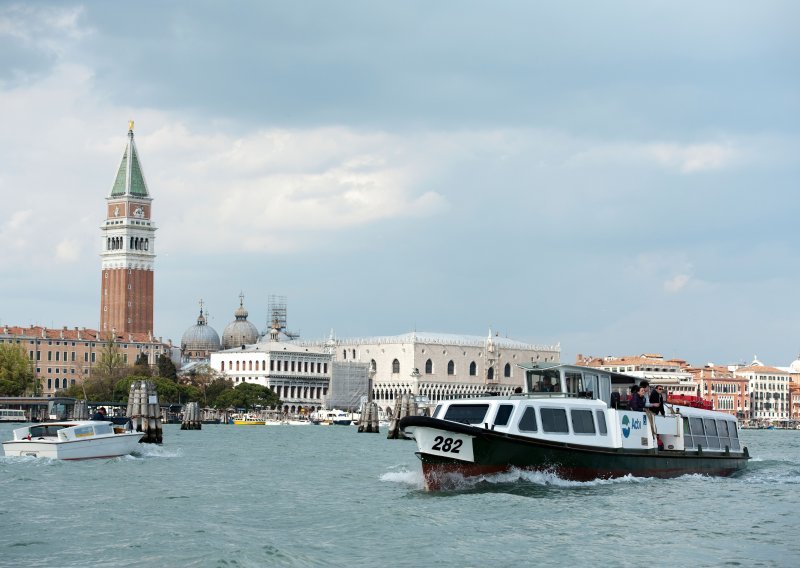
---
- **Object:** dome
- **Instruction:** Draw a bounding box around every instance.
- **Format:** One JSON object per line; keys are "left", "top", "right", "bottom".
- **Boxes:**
{"left": 181, "top": 309, "right": 221, "bottom": 352}
{"left": 790, "top": 355, "right": 800, "bottom": 373}
{"left": 222, "top": 295, "right": 260, "bottom": 349}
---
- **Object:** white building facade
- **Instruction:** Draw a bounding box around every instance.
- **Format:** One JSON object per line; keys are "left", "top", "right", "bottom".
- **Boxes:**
{"left": 210, "top": 339, "right": 331, "bottom": 414}
{"left": 734, "top": 362, "right": 790, "bottom": 423}
{"left": 298, "top": 331, "right": 560, "bottom": 414}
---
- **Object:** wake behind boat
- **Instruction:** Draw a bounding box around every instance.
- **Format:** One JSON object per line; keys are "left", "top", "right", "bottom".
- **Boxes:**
{"left": 399, "top": 363, "right": 749, "bottom": 490}
{"left": 2, "top": 421, "right": 144, "bottom": 460}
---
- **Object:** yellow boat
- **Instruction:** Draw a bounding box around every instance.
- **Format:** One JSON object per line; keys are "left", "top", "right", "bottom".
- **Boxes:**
{"left": 232, "top": 415, "right": 265, "bottom": 425}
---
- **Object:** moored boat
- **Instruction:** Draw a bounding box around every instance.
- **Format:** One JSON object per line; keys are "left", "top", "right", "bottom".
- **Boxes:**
{"left": 2, "top": 421, "right": 144, "bottom": 460}
{"left": 400, "top": 363, "right": 749, "bottom": 490}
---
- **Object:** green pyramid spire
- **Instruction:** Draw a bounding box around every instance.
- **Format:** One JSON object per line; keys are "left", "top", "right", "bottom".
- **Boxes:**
{"left": 110, "top": 122, "right": 150, "bottom": 198}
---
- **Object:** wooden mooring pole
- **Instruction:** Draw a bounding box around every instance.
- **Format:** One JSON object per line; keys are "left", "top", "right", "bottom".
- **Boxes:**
{"left": 181, "top": 402, "right": 202, "bottom": 430}
{"left": 126, "top": 380, "right": 163, "bottom": 443}
{"left": 357, "top": 402, "right": 380, "bottom": 433}
{"left": 387, "top": 393, "right": 419, "bottom": 439}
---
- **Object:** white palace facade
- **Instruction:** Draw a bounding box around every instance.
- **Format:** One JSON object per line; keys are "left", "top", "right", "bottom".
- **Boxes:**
{"left": 297, "top": 330, "right": 560, "bottom": 414}
{"left": 209, "top": 332, "right": 331, "bottom": 414}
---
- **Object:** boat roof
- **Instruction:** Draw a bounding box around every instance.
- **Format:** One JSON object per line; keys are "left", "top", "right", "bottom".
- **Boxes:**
{"left": 517, "top": 362, "right": 641, "bottom": 385}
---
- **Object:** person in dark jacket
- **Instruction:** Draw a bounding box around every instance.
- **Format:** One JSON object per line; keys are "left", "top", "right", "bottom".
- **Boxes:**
{"left": 649, "top": 385, "right": 666, "bottom": 415}
{"left": 630, "top": 387, "right": 647, "bottom": 412}
{"left": 91, "top": 407, "right": 107, "bottom": 421}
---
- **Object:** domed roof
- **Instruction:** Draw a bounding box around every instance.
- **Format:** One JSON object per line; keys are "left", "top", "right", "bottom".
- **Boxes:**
{"left": 222, "top": 295, "right": 260, "bottom": 349}
{"left": 181, "top": 308, "right": 221, "bottom": 352}
{"left": 790, "top": 355, "right": 800, "bottom": 373}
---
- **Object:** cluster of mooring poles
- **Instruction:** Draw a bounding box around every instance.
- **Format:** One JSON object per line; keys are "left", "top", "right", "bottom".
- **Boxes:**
{"left": 71, "top": 399, "right": 89, "bottom": 420}
{"left": 126, "top": 380, "right": 163, "bottom": 443}
{"left": 357, "top": 402, "right": 380, "bottom": 433}
{"left": 386, "top": 393, "right": 419, "bottom": 439}
{"left": 181, "top": 401, "right": 202, "bottom": 430}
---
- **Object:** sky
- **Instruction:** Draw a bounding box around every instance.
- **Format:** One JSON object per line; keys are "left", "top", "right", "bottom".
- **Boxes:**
{"left": 1, "top": 1, "right": 798, "bottom": 367}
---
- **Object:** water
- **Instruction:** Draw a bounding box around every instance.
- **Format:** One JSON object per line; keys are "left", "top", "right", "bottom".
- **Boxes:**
{"left": 1, "top": 425, "right": 798, "bottom": 567}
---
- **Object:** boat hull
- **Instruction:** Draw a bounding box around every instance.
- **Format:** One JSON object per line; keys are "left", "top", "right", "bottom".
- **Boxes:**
{"left": 3, "top": 432, "right": 144, "bottom": 460}
{"left": 400, "top": 416, "right": 749, "bottom": 490}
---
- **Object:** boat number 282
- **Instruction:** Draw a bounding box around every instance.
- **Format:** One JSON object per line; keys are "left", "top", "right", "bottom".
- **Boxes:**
{"left": 431, "top": 435, "right": 462, "bottom": 453}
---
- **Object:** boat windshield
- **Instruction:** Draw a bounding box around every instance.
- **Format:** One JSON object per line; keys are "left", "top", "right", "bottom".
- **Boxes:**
{"left": 443, "top": 404, "right": 490, "bottom": 424}
{"left": 28, "top": 425, "right": 67, "bottom": 438}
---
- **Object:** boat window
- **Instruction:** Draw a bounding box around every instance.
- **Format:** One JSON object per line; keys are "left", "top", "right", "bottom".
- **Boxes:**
{"left": 494, "top": 405, "right": 514, "bottom": 427}
{"left": 29, "top": 425, "right": 66, "bottom": 437}
{"left": 716, "top": 420, "right": 731, "bottom": 451}
{"left": 595, "top": 410, "right": 608, "bottom": 435}
{"left": 728, "top": 421, "right": 741, "bottom": 450}
{"left": 703, "top": 419, "right": 720, "bottom": 449}
{"left": 443, "top": 404, "right": 489, "bottom": 425}
{"left": 541, "top": 408, "right": 569, "bottom": 434}
{"left": 570, "top": 409, "right": 595, "bottom": 434}
{"left": 689, "top": 417, "right": 707, "bottom": 449}
{"left": 432, "top": 404, "right": 442, "bottom": 419}
{"left": 683, "top": 417, "right": 694, "bottom": 448}
{"left": 94, "top": 423, "right": 113, "bottom": 435}
{"left": 518, "top": 406, "right": 537, "bottom": 432}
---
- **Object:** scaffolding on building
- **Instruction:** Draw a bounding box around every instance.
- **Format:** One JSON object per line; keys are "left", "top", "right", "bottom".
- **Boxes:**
{"left": 267, "top": 295, "right": 299, "bottom": 340}
{"left": 327, "top": 361, "right": 370, "bottom": 411}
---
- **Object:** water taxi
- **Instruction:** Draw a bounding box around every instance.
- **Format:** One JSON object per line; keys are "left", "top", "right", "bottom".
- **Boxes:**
{"left": 400, "top": 363, "right": 749, "bottom": 490}
{"left": 2, "top": 421, "right": 144, "bottom": 460}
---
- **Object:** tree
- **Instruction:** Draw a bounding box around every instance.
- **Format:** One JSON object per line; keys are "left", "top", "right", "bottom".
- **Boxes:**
{"left": 0, "top": 343, "right": 36, "bottom": 396}
{"left": 213, "top": 382, "right": 281, "bottom": 411}
{"left": 74, "top": 340, "right": 126, "bottom": 401}
{"left": 183, "top": 364, "right": 222, "bottom": 406}
{"left": 133, "top": 352, "right": 151, "bottom": 376}
{"left": 157, "top": 353, "right": 177, "bottom": 381}
{"left": 205, "top": 378, "right": 234, "bottom": 408}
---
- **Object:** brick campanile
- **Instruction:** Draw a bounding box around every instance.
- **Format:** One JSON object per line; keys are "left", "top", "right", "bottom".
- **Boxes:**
{"left": 100, "top": 121, "right": 156, "bottom": 335}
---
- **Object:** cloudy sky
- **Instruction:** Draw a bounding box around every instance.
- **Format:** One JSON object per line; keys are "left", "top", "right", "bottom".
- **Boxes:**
{"left": 1, "top": 1, "right": 798, "bottom": 366}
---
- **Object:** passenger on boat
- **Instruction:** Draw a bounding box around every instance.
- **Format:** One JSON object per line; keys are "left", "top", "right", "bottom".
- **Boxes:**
{"left": 630, "top": 387, "right": 647, "bottom": 412}
{"left": 91, "top": 407, "right": 107, "bottom": 421}
{"left": 649, "top": 385, "right": 666, "bottom": 416}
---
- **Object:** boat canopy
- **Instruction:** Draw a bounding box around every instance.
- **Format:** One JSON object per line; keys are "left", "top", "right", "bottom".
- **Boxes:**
{"left": 516, "top": 363, "right": 640, "bottom": 407}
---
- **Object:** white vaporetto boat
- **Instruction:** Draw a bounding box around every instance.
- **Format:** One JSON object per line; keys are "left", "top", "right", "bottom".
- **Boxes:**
{"left": 400, "top": 363, "right": 749, "bottom": 490}
{"left": 2, "top": 421, "right": 144, "bottom": 460}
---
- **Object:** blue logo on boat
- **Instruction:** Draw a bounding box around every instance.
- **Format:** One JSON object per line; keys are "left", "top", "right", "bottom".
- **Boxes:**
{"left": 621, "top": 415, "right": 631, "bottom": 438}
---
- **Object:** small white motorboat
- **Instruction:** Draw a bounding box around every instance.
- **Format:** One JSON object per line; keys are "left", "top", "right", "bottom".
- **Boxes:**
{"left": 2, "top": 421, "right": 144, "bottom": 460}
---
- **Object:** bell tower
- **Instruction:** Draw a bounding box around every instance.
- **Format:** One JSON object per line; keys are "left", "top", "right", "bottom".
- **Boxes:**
{"left": 100, "top": 121, "right": 156, "bottom": 335}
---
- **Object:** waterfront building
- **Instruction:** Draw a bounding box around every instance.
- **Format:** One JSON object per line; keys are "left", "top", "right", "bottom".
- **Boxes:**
{"left": 221, "top": 294, "right": 260, "bottom": 350}
{"left": 577, "top": 354, "right": 698, "bottom": 397}
{"left": 297, "top": 330, "right": 560, "bottom": 414}
{"left": 210, "top": 325, "right": 331, "bottom": 414}
{"left": 687, "top": 364, "right": 749, "bottom": 420}
{"left": 0, "top": 325, "right": 171, "bottom": 398}
{"left": 180, "top": 302, "right": 221, "bottom": 365}
{"left": 733, "top": 357, "right": 790, "bottom": 423}
{"left": 100, "top": 121, "right": 157, "bottom": 335}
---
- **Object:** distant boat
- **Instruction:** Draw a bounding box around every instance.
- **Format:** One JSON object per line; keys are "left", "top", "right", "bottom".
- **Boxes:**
{"left": 2, "top": 421, "right": 144, "bottom": 460}
{"left": 0, "top": 409, "right": 28, "bottom": 423}
{"left": 232, "top": 415, "right": 265, "bottom": 426}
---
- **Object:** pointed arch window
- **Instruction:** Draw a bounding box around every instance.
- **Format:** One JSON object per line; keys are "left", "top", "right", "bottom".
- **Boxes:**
{"left": 392, "top": 359, "right": 400, "bottom": 374}
{"left": 425, "top": 359, "right": 433, "bottom": 374}
{"left": 447, "top": 360, "right": 455, "bottom": 375}
{"left": 504, "top": 363, "right": 511, "bottom": 378}
{"left": 487, "top": 367, "right": 495, "bottom": 381}
{"left": 469, "top": 361, "right": 477, "bottom": 376}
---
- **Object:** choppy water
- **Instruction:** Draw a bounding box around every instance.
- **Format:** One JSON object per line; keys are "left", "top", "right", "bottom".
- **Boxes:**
{"left": 1, "top": 424, "right": 798, "bottom": 567}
